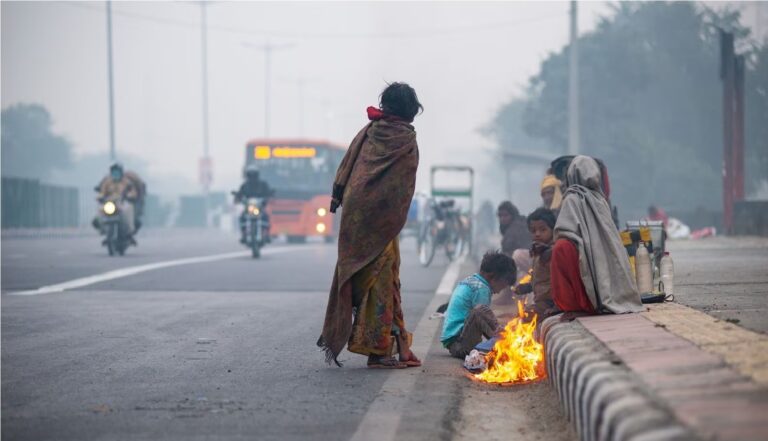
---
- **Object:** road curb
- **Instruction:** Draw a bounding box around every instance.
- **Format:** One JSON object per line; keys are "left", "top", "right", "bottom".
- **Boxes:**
{"left": 540, "top": 316, "right": 699, "bottom": 441}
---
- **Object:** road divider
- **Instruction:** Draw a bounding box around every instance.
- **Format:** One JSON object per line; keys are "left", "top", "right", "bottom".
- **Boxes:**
{"left": 9, "top": 245, "right": 321, "bottom": 296}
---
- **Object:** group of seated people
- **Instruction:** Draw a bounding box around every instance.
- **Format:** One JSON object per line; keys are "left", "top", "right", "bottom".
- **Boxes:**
{"left": 440, "top": 155, "right": 643, "bottom": 359}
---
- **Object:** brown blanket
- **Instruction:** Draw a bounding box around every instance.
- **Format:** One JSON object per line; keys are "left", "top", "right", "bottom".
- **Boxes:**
{"left": 318, "top": 118, "right": 419, "bottom": 365}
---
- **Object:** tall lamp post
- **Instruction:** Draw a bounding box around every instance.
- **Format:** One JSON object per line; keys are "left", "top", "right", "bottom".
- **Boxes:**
{"left": 200, "top": 0, "right": 212, "bottom": 227}
{"left": 280, "top": 76, "right": 320, "bottom": 137}
{"left": 242, "top": 40, "right": 294, "bottom": 138}
{"left": 106, "top": 0, "right": 116, "bottom": 161}
{"left": 568, "top": 0, "right": 580, "bottom": 155}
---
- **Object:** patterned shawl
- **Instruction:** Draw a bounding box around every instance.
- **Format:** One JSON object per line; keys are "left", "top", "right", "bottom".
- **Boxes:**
{"left": 318, "top": 117, "right": 419, "bottom": 365}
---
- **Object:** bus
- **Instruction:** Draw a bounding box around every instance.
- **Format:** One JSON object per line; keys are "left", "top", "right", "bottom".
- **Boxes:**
{"left": 244, "top": 139, "right": 346, "bottom": 242}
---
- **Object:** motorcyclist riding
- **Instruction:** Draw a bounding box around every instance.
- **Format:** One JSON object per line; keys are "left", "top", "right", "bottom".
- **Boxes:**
{"left": 234, "top": 165, "right": 274, "bottom": 244}
{"left": 95, "top": 162, "right": 140, "bottom": 245}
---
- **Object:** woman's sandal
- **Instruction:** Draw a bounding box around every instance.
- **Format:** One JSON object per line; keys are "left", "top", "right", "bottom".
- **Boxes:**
{"left": 399, "top": 352, "right": 422, "bottom": 368}
{"left": 394, "top": 335, "right": 422, "bottom": 368}
{"left": 367, "top": 356, "right": 407, "bottom": 369}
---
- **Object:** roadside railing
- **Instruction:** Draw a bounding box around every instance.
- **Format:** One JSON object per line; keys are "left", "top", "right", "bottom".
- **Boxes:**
{"left": 2, "top": 177, "right": 79, "bottom": 228}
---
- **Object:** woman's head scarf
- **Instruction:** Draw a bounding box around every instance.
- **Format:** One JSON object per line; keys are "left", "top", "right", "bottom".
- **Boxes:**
{"left": 554, "top": 156, "right": 642, "bottom": 314}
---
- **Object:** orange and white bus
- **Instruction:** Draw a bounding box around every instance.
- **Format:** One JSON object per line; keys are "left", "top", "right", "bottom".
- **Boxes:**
{"left": 244, "top": 139, "right": 346, "bottom": 242}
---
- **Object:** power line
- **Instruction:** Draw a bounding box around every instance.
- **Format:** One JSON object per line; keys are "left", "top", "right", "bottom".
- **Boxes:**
{"left": 60, "top": 2, "right": 565, "bottom": 40}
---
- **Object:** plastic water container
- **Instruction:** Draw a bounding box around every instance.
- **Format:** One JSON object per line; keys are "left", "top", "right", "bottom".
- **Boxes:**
{"left": 660, "top": 252, "right": 674, "bottom": 295}
{"left": 635, "top": 243, "right": 653, "bottom": 294}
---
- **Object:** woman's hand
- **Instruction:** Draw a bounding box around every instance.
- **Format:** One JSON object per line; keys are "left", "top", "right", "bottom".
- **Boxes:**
{"left": 330, "top": 197, "right": 341, "bottom": 213}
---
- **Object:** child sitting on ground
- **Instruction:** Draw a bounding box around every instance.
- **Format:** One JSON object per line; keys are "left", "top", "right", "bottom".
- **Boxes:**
{"left": 527, "top": 207, "right": 560, "bottom": 319}
{"left": 440, "top": 251, "right": 517, "bottom": 358}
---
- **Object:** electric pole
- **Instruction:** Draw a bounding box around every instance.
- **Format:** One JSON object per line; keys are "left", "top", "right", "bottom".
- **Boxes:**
{"left": 106, "top": 0, "right": 116, "bottom": 161}
{"left": 297, "top": 77, "right": 305, "bottom": 137}
{"left": 568, "top": 0, "right": 580, "bottom": 155}
{"left": 281, "top": 76, "right": 321, "bottom": 137}
{"left": 200, "top": 0, "right": 211, "bottom": 227}
{"left": 243, "top": 41, "right": 294, "bottom": 138}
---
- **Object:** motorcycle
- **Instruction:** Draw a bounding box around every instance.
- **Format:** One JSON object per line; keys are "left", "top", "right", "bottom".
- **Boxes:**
{"left": 417, "top": 199, "right": 468, "bottom": 267}
{"left": 236, "top": 194, "right": 270, "bottom": 258}
{"left": 98, "top": 198, "right": 132, "bottom": 256}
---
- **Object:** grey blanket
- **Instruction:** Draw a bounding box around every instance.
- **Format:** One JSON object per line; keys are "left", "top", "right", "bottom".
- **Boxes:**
{"left": 554, "top": 156, "right": 643, "bottom": 314}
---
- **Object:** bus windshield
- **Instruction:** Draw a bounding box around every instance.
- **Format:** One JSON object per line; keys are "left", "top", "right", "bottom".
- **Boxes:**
{"left": 245, "top": 142, "right": 345, "bottom": 198}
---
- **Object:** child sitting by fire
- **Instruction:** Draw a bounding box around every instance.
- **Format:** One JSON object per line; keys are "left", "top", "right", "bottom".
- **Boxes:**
{"left": 525, "top": 207, "right": 560, "bottom": 319}
{"left": 440, "top": 251, "right": 517, "bottom": 359}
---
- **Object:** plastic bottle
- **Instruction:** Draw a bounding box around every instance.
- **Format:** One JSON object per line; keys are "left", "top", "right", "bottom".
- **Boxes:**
{"left": 635, "top": 242, "right": 653, "bottom": 294}
{"left": 660, "top": 252, "right": 674, "bottom": 295}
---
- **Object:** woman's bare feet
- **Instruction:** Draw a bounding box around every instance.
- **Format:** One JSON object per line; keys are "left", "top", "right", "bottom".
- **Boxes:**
{"left": 395, "top": 334, "right": 422, "bottom": 367}
{"left": 367, "top": 355, "right": 406, "bottom": 369}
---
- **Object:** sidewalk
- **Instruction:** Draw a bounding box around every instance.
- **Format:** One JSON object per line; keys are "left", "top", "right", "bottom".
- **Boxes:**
{"left": 389, "top": 257, "right": 578, "bottom": 441}
{"left": 541, "top": 236, "right": 768, "bottom": 441}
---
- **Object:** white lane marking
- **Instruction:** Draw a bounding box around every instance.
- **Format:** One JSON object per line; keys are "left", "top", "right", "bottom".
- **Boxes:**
{"left": 350, "top": 254, "right": 465, "bottom": 441}
{"left": 9, "top": 245, "right": 321, "bottom": 296}
{"left": 436, "top": 256, "right": 462, "bottom": 295}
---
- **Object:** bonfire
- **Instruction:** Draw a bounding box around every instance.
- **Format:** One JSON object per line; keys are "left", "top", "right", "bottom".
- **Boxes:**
{"left": 474, "top": 300, "right": 545, "bottom": 384}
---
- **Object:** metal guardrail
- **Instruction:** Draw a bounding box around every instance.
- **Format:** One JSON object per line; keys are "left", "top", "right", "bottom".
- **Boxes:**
{"left": 2, "top": 177, "right": 79, "bottom": 228}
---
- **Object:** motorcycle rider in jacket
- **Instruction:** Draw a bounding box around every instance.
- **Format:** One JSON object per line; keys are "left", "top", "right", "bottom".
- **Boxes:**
{"left": 95, "top": 162, "right": 140, "bottom": 244}
{"left": 234, "top": 165, "right": 274, "bottom": 244}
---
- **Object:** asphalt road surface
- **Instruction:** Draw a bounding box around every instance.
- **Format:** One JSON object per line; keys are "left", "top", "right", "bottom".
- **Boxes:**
{"left": 2, "top": 229, "right": 575, "bottom": 441}
{"left": 667, "top": 236, "right": 768, "bottom": 334}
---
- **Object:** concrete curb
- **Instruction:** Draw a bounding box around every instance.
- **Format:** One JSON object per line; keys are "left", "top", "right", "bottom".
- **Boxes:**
{"left": 540, "top": 316, "right": 699, "bottom": 441}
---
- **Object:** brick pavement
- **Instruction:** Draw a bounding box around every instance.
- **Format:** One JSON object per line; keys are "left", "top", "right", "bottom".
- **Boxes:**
{"left": 572, "top": 306, "right": 768, "bottom": 441}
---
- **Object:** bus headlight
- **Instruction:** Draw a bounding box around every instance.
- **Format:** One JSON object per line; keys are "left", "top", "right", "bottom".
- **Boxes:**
{"left": 317, "top": 207, "right": 327, "bottom": 217}
{"left": 103, "top": 201, "right": 117, "bottom": 215}
{"left": 316, "top": 222, "right": 326, "bottom": 233}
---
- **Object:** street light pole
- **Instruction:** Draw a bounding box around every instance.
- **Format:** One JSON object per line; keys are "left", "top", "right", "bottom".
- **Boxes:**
{"left": 200, "top": 0, "right": 211, "bottom": 227}
{"left": 106, "top": 0, "right": 116, "bottom": 161}
{"left": 297, "top": 78, "right": 305, "bottom": 136}
{"left": 265, "top": 41, "right": 271, "bottom": 138}
{"left": 243, "top": 41, "right": 294, "bottom": 138}
{"left": 280, "top": 76, "right": 320, "bottom": 137}
{"left": 568, "top": 0, "right": 580, "bottom": 155}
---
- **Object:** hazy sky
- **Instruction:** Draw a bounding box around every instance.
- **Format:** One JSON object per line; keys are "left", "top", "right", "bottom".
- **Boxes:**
{"left": 3, "top": 1, "right": 622, "bottom": 204}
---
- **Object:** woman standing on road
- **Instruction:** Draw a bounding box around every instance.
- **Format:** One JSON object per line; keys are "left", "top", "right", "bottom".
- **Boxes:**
{"left": 317, "top": 83, "right": 423, "bottom": 369}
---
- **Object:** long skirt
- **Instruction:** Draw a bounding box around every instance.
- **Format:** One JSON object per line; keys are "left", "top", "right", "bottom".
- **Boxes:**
{"left": 347, "top": 238, "right": 409, "bottom": 356}
{"left": 550, "top": 238, "right": 596, "bottom": 314}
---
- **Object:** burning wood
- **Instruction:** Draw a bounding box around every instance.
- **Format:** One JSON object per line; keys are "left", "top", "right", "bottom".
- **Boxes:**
{"left": 474, "top": 301, "right": 545, "bottom": 385}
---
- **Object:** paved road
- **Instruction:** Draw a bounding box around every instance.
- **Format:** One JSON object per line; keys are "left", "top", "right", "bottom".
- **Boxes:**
{"left": 2, "top": 229, "right": 256, "bottom": 291}
{"left": 1, "top": 229, "right": 575, "bottom": 441}
{"left": 668, "top": 236, "right": 768, "bottom": 334}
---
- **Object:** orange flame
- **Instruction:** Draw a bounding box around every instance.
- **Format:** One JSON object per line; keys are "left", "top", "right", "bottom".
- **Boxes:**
{"left": 474, "top": 300, "right": 545, "bottom": 384}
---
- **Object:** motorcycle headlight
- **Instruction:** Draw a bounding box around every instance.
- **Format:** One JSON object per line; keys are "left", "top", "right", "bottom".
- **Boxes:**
{"left": 248, "top": 205, "right": 260, "bottom": 215}
{"left": 317, "top": 208, "right": 327, "bottom": 217}
{"left": 103, "top": 201, "right": 117, "bottom": 215}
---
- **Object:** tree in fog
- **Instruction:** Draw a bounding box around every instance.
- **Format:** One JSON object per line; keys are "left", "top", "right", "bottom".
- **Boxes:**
{"left": 1, "top": 103, "right": 73, "bottom": 180}
{"left": 488, "top": 2, "right": 766, "bottom": 219}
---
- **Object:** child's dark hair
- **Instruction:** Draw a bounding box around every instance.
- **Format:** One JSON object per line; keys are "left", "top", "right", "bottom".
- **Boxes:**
{"left": 380, "top": 82, "right": 423, "bottom": 122}
{"left": 480, "top": 250, "right": 517, "bottom": 285}
{"left": 527, "top": 207, "right": 556, "bottom": 230}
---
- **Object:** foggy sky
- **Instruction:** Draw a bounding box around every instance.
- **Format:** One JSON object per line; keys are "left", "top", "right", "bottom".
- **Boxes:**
{"left": 10, "top": 1, "right": 763, "bottom": 216}
{"left": 3, "top": 1, "right": 622, "bottom": 207}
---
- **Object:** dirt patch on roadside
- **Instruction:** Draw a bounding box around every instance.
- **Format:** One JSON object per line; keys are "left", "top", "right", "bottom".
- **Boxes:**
{"left": 455, "top": 377, "right": 576, "bottom": 441}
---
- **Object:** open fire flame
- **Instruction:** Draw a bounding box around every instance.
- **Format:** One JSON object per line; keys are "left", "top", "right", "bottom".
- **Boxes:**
{"left": 474, "top": 300, "right": 545, "bottom": 384}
